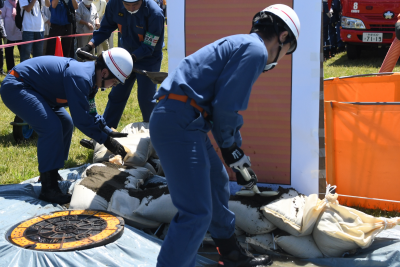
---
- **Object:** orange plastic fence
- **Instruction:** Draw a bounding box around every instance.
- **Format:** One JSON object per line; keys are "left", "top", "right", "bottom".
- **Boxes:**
{"left": 324, "top": 75, "right": 400, "bottom": 211}
{"left": 324, "top": 74, "right": 400, "bottom": 102}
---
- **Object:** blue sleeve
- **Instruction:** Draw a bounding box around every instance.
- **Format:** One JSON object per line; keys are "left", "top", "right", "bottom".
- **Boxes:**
{"left": 91, "top": 2, "right": 117, "bottom": 45}
{"left": 211, "top": 41, "right": 266, "bottom": 149}
{"left": 63, "top": 76, "right": 111, "bottom": 144}
{"left": 132, "top": 9, "right": 164, "bottom": 61}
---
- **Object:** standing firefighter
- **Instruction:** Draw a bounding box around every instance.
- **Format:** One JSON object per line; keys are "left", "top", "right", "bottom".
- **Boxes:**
{"left": 78, "top": 0, "right": 164, "bottom": 149}
{"left": 0, "top": 48, "right": 133, "bottom": 205}
{"left": 150, "top": 4, "right": 300, "bottom": 267}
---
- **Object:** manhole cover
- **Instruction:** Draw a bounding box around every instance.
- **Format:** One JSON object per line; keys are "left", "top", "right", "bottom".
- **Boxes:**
{"left": 6, "top": 210, "right": 124, "bottom": 251}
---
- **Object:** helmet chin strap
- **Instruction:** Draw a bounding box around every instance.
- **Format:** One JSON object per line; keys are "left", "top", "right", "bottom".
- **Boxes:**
{"left": 264, "top": 42, "right": 282, "bottom": 72}
{"left": 100, "top": 70, "right": 116, "bottom": 90}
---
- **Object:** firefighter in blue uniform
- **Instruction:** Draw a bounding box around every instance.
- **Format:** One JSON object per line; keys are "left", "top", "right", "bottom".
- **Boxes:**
{"left": 331, "top": 0, "right": 345, "bottom": 53}
{"left": 150, "top": 4, "right": 301, "bottom": 267}
{"left": 0, "top": 48, "right": 133, "bottom": 205}
{"left": 323, "top": 0, "right": 332, "bottom": 60}
{"left": 78, "top": 0, "right": 164, "bottom": 149}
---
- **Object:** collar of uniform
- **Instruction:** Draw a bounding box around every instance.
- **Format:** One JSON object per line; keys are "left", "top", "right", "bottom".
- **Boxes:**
{"left": 250, "top": 32, "right": 264, "bottom": 45}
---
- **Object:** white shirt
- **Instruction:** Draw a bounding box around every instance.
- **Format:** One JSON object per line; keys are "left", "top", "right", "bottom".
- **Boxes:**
{"left": 19, "top": 0, "right": 45, "bottom": 32}
{"left": 93, "top": 0, "right": 106, "bottom": 20}
{"left": 75, "top": 2, "right": 98, "bottom": 33}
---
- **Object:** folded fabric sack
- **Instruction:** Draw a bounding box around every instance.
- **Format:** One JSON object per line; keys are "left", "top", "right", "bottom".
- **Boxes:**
{"left": 261, "top": 188, "right": 328, "bottom": 236}
{"left": 229, "top": 195, "right": 277, "bottom": 235}
{"left": 246, "top": 234, "right": 275, "bottom": 254}
{"left": 133, "top": 185, "right": 178, "bottom": 223}
{"left": 275, "top": 235, "right": 323, "bottom": 259}
{"left": 313, "top": 186, "right": 400, "bottom": 257}
{"left": 70, "top": 163, "right": 162, "bottom": 229}
{"left": 121, "top": 122, "right": 157, "bottom": 160}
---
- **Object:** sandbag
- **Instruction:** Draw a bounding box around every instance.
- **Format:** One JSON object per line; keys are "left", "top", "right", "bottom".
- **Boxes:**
{"left": 108, "top": 189, "right": 161, "bottom": 229}
{"left": 229, "top": 199, "right": 276, "bottom": 235}
{"left": 134, "top": 186, "right": 177, "bottom": 223}
{"left": 261, "top": 189, "right": 327, "bottom": 236}
{"left": 246, "top": 234, "right": 274, "bottom": 254}
{"left": 93, "top": 133, "right": 153, "bottom": 167}
{"left": 275, "top": 235, "right": 323, "bottom": 259}
{"left": 121, "top": 122, "right": 158, "bottom": 160}
{"left": 313, "top": 189, "right": 400, "bottom": 257}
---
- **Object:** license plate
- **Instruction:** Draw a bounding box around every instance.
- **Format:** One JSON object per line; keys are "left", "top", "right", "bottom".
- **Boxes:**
{"left": 362, "top": 33, "right": 383, "bottom": 43}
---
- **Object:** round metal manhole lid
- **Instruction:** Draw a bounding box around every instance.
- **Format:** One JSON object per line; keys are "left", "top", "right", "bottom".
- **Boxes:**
{"left": 6, "top": 210, "right": 124, "bottom": 251}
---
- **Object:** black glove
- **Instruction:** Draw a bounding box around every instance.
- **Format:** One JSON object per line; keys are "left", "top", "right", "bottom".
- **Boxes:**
{"left": 131, "top": 54, "right": 137, "bottom": 63}
{"left": 235, "top": 167, "right": 258, "bottom": 190}
{"left": 104, "top": 136, "right": 127, "bottom": 159}
{"left": 109, "top": 131, "right": 128, "bottom": 138}
{"left": 220, "top": 143, "right": 250, "bottom": 168}
{"left": 396, "top": 22, "right": 400, "bottom": 41}
{"left": 77, "top": 44, "right": 93, "bottom": 60}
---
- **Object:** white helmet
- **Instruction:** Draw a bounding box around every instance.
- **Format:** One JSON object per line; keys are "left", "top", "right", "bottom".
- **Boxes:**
{"left": 254, "top": 4, "right": 300, "bottom": 54}
{"left": 102, "top": 47, "right": 133, "bottom": 84}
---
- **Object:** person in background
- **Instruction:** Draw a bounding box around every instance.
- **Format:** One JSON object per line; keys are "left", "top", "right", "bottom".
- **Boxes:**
{"left": 0, "top": 10, "right": 7, "bottom": 75}
{"left": 46, "top": 0, "right": 78, "bottom": 57}
{"left": 78, "top": 0, "right": 164, "bottom": 150}
{"left": 0, "top": 47, "right": 133, "bottom": 205}
{"left": 75, "top": 0, "right": 98, "bottom": 60}
{"left": 2, "top": 0, "right": 22, "bottom": 72}
{"left": 93, "top": 0, "right": 106, "bottom": 55}
{"left": 323, "top": 0, "right": 331, "bottom": 60}
{"left": 41, "top": 4, "right": 51, "bottom": 55}
{"left": 150, "top": 4, "right": 300, "bottom": 267}
{"left": 19, "top": 0, "right": 48, "bottom": 62}
{"left": 331, "top": 0, "right": 345, "bottom": 53}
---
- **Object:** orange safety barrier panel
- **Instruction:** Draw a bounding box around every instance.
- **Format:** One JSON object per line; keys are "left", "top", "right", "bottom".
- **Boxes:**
{"left": 324, "top": 74, "right": 400, "bottom": 103}
{"left": 324, "top": 101, "right": 400, "bottom": 211}
{"left": 185, "top": 0, "right": 293, "bottom": 184}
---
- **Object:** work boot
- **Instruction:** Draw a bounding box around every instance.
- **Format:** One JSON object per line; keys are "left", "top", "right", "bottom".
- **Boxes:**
{"left": 212, "top": 235, "right": 272, "bottom": 267}
{"left": 80, "top": 138, "right": 94, "bottom": 150}
{"left": 38, "top": 169, "right": 71, "bottom": 205}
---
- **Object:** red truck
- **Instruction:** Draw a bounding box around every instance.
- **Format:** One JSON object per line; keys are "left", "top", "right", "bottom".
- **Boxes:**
{"left": 340, "top": 0, "right": 400, "bottom": 59}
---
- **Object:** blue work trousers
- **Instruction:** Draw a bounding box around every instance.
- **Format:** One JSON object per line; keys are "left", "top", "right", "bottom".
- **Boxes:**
{"left": 150, "top": 97, "right": 235, "bottom": 267}
{"left": 0, "top": 75, "right": 73, "bottom": 173}
{"left": 103, "top": 57, "right": 162, "bottom": 128}
{"left": 20, "top": 31, "right": 44, "bottom": 62}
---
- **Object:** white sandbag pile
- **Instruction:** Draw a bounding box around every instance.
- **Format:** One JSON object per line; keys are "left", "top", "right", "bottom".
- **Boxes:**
{"left": 93, "top": 122, "right": 163, "bottom": 175}
{"left": 70, "top": 162, "right": 176, "bottom": 229}
{"left": 255, "top": 185, "right": 400, "bottom": 259}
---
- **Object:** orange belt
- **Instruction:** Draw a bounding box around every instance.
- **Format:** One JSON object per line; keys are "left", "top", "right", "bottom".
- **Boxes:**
{"left": 158, "top": 94, "right": 208, "bottom": 118}
{"left": 9, "top": 70, "right": 23, "bottom": 82}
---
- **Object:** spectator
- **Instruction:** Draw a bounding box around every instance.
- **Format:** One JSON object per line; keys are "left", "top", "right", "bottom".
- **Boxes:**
{"left": 0, "top": 9, "right": 7, "bottom": 75}
{"left": 41, "top": 4, "right": 50, "bottom": 55}
{"left": 75, "top": 0, "right": 98, "bottom": 60}
{"left": 19, "top": 0, "right": 49, "bottom": 62}
{"left": 46, "top": 0, "right": 78, "bottom": 57}
{"left": 2, "top": 0, "right": 22, "bottom": 72}
{"left": 92, "top": 0, "right": 106, "bottom": 55}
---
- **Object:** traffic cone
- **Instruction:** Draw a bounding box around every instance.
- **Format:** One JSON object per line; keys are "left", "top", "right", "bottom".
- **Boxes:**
{"left": 54, "top": 36, "right": 63, "bottom": 57}
{"left": 379, "top": 15, "right": 400, "bottom": 73}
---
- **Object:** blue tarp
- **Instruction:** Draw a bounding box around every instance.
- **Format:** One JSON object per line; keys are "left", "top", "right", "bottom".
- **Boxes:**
{"left": 2, "top": 165, "right": 400, "bottom": 267}
{"left": 0, "top": 167, "right": 216, "bottom": 267}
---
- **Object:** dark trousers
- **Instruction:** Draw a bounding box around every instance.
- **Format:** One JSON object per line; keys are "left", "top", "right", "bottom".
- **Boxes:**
{"left": 46, "top": 23, "right": 73, "bottom": 57}
{"left": 5, "top": 40, "right": 21, "bottom": 71}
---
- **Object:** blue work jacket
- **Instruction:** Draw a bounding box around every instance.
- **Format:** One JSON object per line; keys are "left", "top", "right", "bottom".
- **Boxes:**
{"left": 11, "top": 56, "right": 112, "bottom": 144}
{"left": 154, "top": 33, "right": 268, "bottom": 149}
{"left": 91, "top": 0, "right": 164, "bottom": 65}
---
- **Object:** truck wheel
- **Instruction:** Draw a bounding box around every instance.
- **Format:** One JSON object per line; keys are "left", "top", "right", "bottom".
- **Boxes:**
{"left": 12, "top": 115, "right": 37, "bottom": 144}
{"left": 347, "top": 44, "right": 361, "bottom": 60}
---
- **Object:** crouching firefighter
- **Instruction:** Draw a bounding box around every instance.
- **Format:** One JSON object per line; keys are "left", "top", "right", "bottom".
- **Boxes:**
{"left": 0, "top": 47, "right": 133, "bottom": 205}
{"left": 149, "top": 4, "right": 300, "bottom": 267}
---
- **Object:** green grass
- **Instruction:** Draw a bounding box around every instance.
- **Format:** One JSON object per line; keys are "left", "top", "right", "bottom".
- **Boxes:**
{"left": 324, "top": 47, "right": 400, "bottom": 79}
{"left": 0, "top": 30, "right": 168, "bottom": 184}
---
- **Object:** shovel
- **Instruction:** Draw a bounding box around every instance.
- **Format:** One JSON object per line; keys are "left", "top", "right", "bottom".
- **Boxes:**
{"left": 76, "top": 49, "right": 168, "bottom": 84}
{"left": 234, "top": 166, "right": 279, "bottom": 197}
